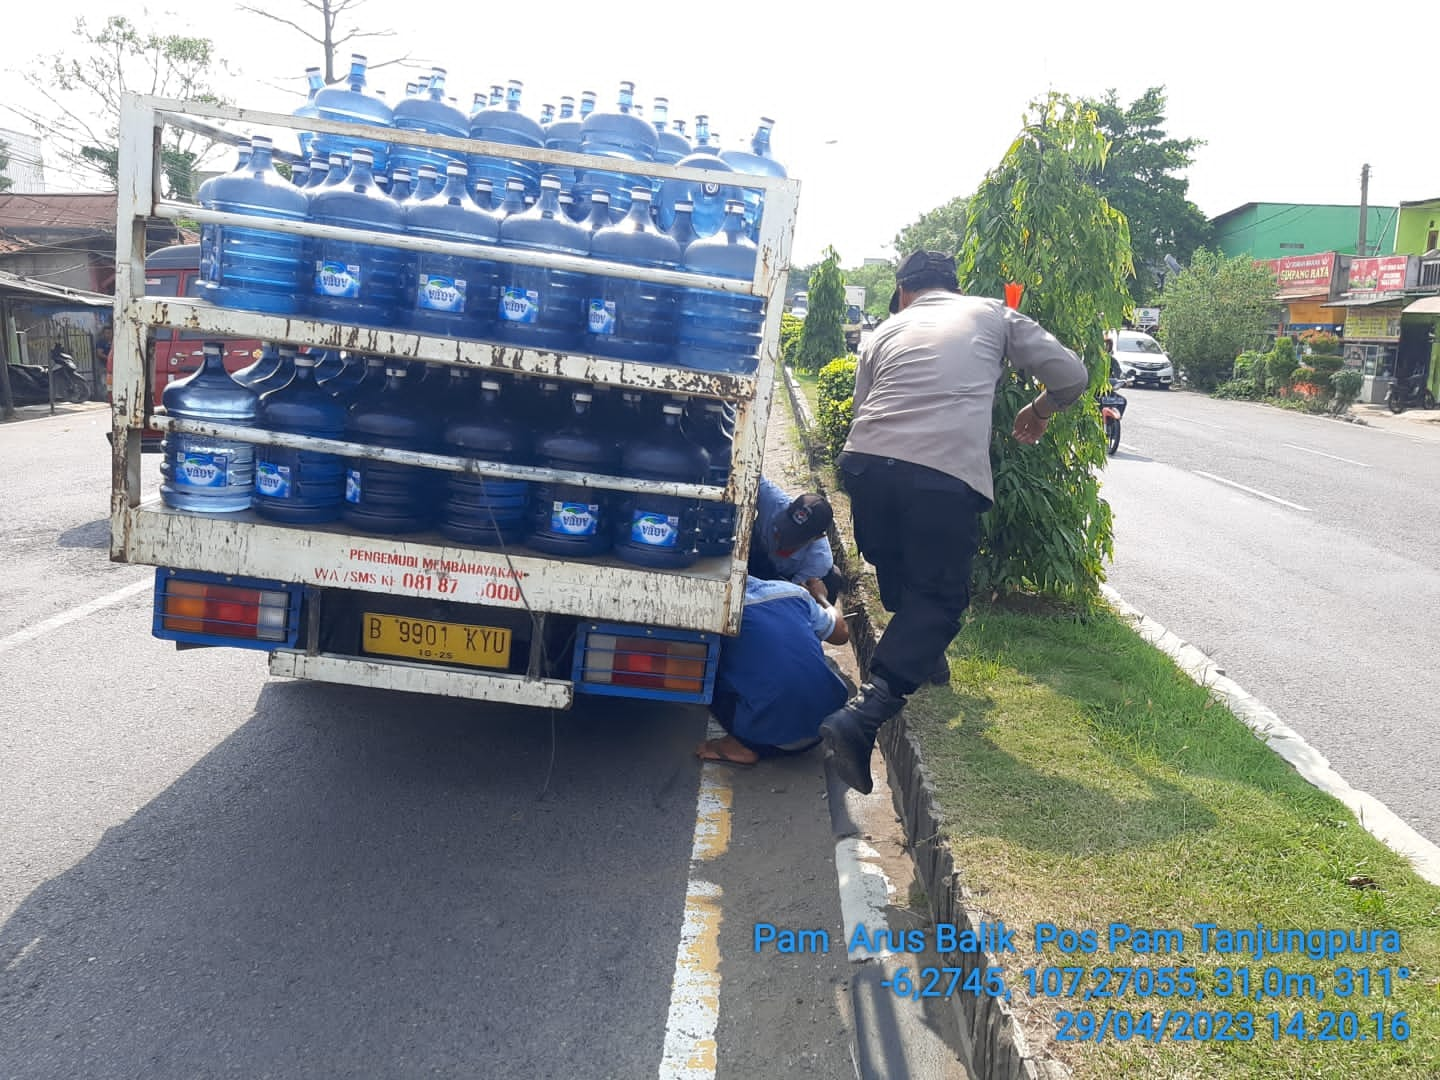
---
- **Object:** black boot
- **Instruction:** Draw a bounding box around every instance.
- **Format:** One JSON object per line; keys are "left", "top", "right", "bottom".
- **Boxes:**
{"left": 819, "top": 675, "right": 906, "bottom": 795}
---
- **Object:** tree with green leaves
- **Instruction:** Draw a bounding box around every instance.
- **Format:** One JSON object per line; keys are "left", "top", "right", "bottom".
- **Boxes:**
{"left": 894, "top": 194, "right": 969, "bottom": 259}
{"left": 843, "top": 261, "right": 896, "bottom": 321}
{"left": 1158, "top": 248, "right": 1277, "bottom": 390}
{"left": 795, "top": 246, "right": 847, "bottom": 371}
{"left": 20, "top": 15, "right": 228, "bottom": 197}
{"left": 1083, "top": 87, "right": 1210, "bottom": 303}
{"left": 0, "top": 141, "right": 12, "bottom": 193}
{"left": 959, "top": 92, "right": 1133, "bottom": 605}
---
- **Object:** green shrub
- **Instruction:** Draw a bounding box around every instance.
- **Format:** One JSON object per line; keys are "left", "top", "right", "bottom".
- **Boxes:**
{"left": 1213, "top": 378, "right": 1259, "bottom": 400}
{"left": 1307, "top": 354, "right": 1344, "bottom": 384}
{"left": 815, "top": 356, "right": 857, "bottom": 461}
{"left": 1266, "top": 338, "right": 1300, "bottom": 391}
{"left": 795, "top": 248, "right": 847, "bottom": 372}
{"left": 780, "top": 313, "right": 804, "bottom": 367}
{"left": 1331, "top": 369, "right": 1363, "bottom": 413}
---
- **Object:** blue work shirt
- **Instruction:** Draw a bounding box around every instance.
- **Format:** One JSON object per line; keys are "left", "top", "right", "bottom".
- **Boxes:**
{"left": 711, "top": 577, "right": 848, "bottom": 750}
{"left": 754, "top": 477, "right": 834, "bottom": 584}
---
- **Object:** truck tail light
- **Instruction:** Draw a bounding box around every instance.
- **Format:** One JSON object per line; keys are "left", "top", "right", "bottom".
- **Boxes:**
{"left": 574, "top": 623, "right": 719, "bottom": 704}
{"left": 153, "top": 569, "right": 301, "bottom": 650}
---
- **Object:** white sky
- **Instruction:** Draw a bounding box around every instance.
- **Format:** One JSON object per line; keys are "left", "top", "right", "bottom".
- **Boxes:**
{"left": 2, "top": 0, "right": 1434, "bottom": 265}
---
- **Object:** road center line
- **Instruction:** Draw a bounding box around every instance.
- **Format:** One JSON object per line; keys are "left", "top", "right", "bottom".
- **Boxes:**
{"left": 1192, "top": 471, "right": 1313, "bottom": 513}
{"left": 0, "top": 577, "right": 151, "bottom": 655}
{"left": 1167, "top": 415, "right": 1225, "bottom": 430}
{"left": 1281, "top": 443, "right": 1371, "bottom": 467}
{"left": 657, "top": 755, "right": 732, "bottom": 1080}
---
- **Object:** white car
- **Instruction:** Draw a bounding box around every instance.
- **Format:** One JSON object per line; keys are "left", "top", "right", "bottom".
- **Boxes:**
{"left": 1109, "top": 329, "right": 1174, "bottom": 388}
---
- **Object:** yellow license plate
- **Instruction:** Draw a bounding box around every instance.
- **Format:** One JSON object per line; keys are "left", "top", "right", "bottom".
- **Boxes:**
{"left": 362, "top": 613, "right": 512, "bottom": 669}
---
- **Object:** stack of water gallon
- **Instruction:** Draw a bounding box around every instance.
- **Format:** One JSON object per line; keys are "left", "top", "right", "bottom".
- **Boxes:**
{"left": 163, "top": 58, "right": 781, "bottom": 568}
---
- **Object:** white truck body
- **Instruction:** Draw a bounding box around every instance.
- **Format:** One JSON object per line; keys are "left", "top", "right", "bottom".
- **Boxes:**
{"left": 108, "top": 95, "right": 799, "bottom": 708}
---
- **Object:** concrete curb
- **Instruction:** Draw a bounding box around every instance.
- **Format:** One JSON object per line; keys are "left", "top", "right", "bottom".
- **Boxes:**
{"left": 782, "top": 368, "right": 1063, "bottom": 1080}
{"left": 1100, "top": 584, "right": 1440, "bottom": 888}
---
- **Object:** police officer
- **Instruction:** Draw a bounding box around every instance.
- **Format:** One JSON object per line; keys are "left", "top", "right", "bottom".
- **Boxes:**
{"left": 819, "top": 251, "right": 1090, "bottom": 794}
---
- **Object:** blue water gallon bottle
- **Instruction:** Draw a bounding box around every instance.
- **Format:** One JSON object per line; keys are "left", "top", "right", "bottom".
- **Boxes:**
{"left": 311, "top": 53, "right": 394, "bottom": 173}
{"left": 442, "top": 377, "right": 534, "bottom": 545}
{"left": 253, "top": 352, "right": 347, "bottom": 523}
{"left": 720, "top": 117, "right": 787, "bottom": 240}
{"left": 667, "top": 200, "right": 698, "bottom": 251}
{"left": 656, "top": 115, "right": 742, "bottom": 237}
{"left": 290, "top": 163, "right": 311, "bottom": 189}
{"left": 409, "top": 164, "right": 441, "bottom": 202}
{"left": 232, "top": 342, "right": 281, "bottom": 389}
{"left": 543, "top": 94, "right": 582, "bottom": 199}
{"left": 387, "top": 168, "right": 413, "bottom": 201}
{"left": 575, "top": 81, "right": 657, "bottom": 216}
{"left": 651, "top": 98, "right": 693, "bottom": 165}
{"left": 687, "top": 400, "right": 736, "bottom": 556}
{"left": 160, "top": 341, "right": 258, "bottom": 513}
{"left": 674, "top": 200, "right": 764, "bottom": 373}
{"left": 405, "top": 161, "right": 501, "bottom": 338}
{"left": 527, "top": 389, "right": 617, "bottom": 557}
{"left": 342, "top": 364, "right": 436, "bottom": 533}
{"left": 497, "top": 179, "right": 528, "bottom": 218}
{"left": 581, "top": 190, "right": 616, "bottom": 231}
{"left": 293, "top": 66, "right": 326, "bottom": 158}
{"left": 248, "top": 343, "right": 299, "bottom": 397}
{"left": 317, "top": 350, "right": 365, "bottom": 392}
{"left": 612, "top": 402, "right": 708, "bottom": 569}
{"left": 390, "top": 66, "right": 469, "bottom": 179}
{"left": 495, "top": 175, "right": 591, "bottom": 353}
{"left": 339, "top": 354, "right": 390, "bottom": 407}
{"left": 307, "top": 154, "right": 346, "bottom": 190}
{"left": 467, "top": 79, "right": 543, "bottom": 208}
{"left": 307, "top": 147, "right": 407, "bottom": 328}
{"left": 202, "top": 136, "right": 310, "bottom": 315}
{"left": 196, "top": 138, "right": 250, "bottom": 289}
{"left": 586, "top": 187, "right": 682, "bottom": 364}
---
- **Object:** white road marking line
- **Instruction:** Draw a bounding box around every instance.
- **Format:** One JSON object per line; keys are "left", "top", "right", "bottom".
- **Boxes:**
{"left": 1102, "top": 584, "right": 1440, "bottom": 887}
{"left": 0, "top": 577, "right": 150, "bottom": 656}
{"left": 836, "top": 836, "right": 897, "bottom": 961}
{"left": 657, "top": 763, "right": 732, "bottom": 1080}
{"left": 1168, "top": 415, "right": 1225, "bottom": 430}
{"left": 1192, "top": 470, "right": 1313, "bottom": 512}
{"left": 1282, "top": 443, "right": 1371, "bottom": 467}
{"left": 3, "top": 936, "right": 42, "bottom": 972}
{"left": 1119, "top": 443, "right": 1142, "bottom": 453}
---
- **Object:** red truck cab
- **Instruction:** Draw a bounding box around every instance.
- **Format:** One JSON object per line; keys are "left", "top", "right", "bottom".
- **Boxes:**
{"left": 109, "top": 244, "right": 264, "bottom": 445}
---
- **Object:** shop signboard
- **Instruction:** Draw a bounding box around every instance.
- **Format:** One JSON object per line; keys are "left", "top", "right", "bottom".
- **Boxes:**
{"left": 1263, "top": 252, "right": 1336, "bottom": 297}
{"left": 1346, "top": 256, "right": 1410, "bottom": 295}
{"left": 1345, "top": 309, "right": 1402, "bottom": 340}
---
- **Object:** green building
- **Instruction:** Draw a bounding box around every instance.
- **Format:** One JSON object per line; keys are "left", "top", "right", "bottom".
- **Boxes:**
{"left": 1211, "top": 202, "right": 1398, "bottom": 260}
{"left": 1395, "top": 197, "right": 1440, "bottom": 257}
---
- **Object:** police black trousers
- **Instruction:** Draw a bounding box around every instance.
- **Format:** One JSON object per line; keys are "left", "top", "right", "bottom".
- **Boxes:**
{"left": 837, "top": 452, "right": 985, "bottom": 696}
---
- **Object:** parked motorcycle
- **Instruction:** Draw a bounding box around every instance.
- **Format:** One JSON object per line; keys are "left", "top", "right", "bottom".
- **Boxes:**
{"left": 1386, "top": 369, "right": 1434, "bottom": 413}
{"left": 7, "top": 343, "right": 91, "bottom": 405}
{"left": 1099, "top": 381, "right": 1129, "bottom": 455}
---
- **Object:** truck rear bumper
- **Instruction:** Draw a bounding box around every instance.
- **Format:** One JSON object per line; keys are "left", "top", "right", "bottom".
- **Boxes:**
{"left": 268, "top": 649, "right": 574, "bottom": 708}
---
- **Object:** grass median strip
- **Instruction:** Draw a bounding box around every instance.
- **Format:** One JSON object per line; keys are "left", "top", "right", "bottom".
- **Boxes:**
{"left": 905, "top": 604, "right": 1440, "bottom": 1079}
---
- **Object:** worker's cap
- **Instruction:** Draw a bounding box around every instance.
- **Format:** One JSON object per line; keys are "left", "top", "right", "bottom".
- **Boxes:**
{"left": 889, "top": 250, "right": 959, "bottom": 313}
{"left": 774, "top": 493, "right": 833, "bottom": 551}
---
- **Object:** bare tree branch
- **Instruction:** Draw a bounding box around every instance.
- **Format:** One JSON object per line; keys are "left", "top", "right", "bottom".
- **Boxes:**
{"left": 236, "top": 5, "right": 324, "bottom": 46}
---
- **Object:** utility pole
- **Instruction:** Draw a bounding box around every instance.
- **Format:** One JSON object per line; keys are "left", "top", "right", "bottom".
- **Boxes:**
{"left": 1357, "top": 163, "right": 1370, "bottom": 258}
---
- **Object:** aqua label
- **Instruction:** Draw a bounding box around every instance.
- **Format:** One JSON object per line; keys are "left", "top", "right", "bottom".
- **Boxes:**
{"left": 256, "top": 462, "right": 292, "bottom": 498}
{"left": 500, "top": 286, "right": 540, "bottom": 324}
{"left": 176, "top": 450, "right": 230, "bottom": 488}
{"left": 552, "top": 501, "right": 599, "bottom": 536}
{"left": 631, "top": 510, "right": 679, "bottom": 547}
{"left": 419, "top": 273, "right": 466, "bottom": 313}
{"left": 315, "top": 260, "right": 361, "bottom": 298}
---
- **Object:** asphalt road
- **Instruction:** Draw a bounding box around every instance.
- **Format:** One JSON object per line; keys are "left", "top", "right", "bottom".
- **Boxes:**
{"left": 0, "top": 406, "right": 862, "bottom": 1080}
{"left": 1102, "top": 389, "right": 1440, "bottom": 844}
